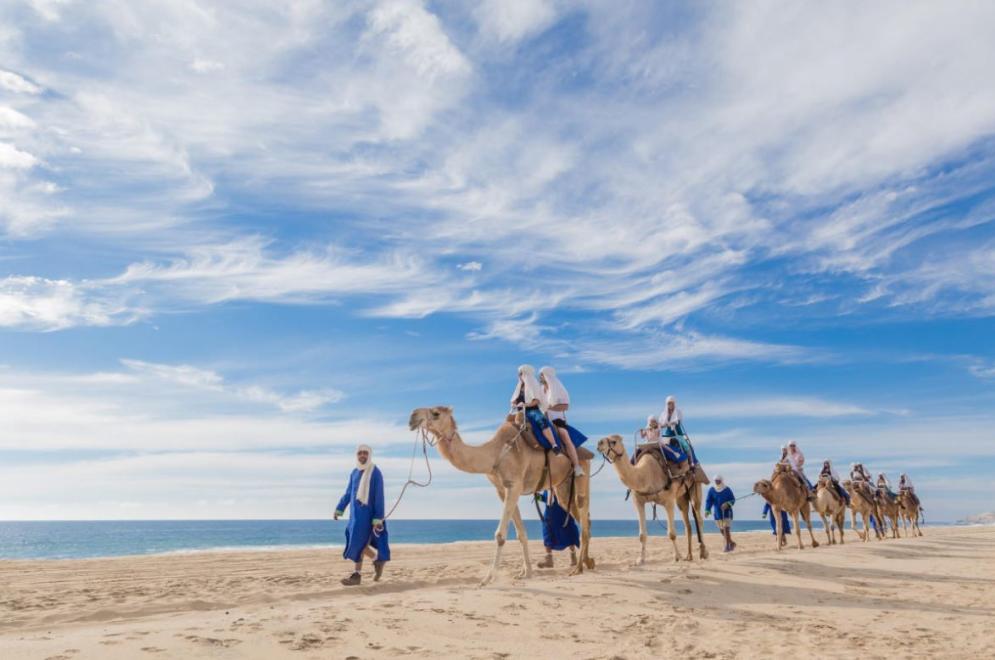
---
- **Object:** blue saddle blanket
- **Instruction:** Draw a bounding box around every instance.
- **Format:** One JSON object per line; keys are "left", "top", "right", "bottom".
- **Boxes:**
{"left": 525, "top": 414, "right": 588, "bottom": 451}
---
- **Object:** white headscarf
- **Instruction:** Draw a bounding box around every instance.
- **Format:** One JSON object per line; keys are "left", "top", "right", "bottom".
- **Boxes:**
{"left": 539, "top": 366, "right": 570, "bottom": 408}
{"left": 822, "top": 459, "right": 839, "bottom": 481}
{"left": 510, "top": 365, "right": 545, "bottom": 410}
{"left": 786, "top": 442, "right": 804, "bottom": 471}
{"left": 661, "top": 395, "right": 682, "bottom": 428}
{"left": 713, "top": 474, "right": 727, "bottom": 492}
{"left": 877, "top": 473, "right": 891, "bottom": 489}
{"left": 900, "top": 473, "right": 913, "bottom": 488}
{"left": 355, "top": 444, "right": 375, "bottom": 506}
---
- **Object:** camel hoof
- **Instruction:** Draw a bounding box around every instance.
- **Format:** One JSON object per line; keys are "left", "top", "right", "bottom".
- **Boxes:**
{"left": 585, "top": 557, "right": 595, "bottom": 570}
{"left": 812, "top": 540, "right": 820, "bottom": 548}
{"left": 568, "top": 566, "right": 583, "bottom": 576}
{"left": 515, "top": 570, "right": 533, "bottom": 580}
{"left": 478, "top": 574, "right": 495, "bottom": 588}
{"left": 699, "top": 545, "right": 709, "bottom": 560}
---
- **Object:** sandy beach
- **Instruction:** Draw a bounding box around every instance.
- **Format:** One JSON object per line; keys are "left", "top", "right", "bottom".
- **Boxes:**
{"left": 1, "top": 525, "right": 992, "bottom": 659}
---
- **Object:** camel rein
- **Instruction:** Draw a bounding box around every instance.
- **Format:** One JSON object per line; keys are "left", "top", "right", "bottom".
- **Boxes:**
{"left": 381, "top": 428, "right": 436, "bottom": 523}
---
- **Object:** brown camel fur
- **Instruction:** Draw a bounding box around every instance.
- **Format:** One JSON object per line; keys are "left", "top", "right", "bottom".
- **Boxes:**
{"left": 875, "top": 488, "right": 902, "bottom": 539}
{"left": 409, "top": 406, "right": 594, "bottom": 585}
{"left": 753, "top": 464, "right": 820, "bottom": 551}
{"left": 899, "top": 490, "right": 924, "bottom": 537}
{"left": 595, "top": 435, "right": 708, "bottom": 563}
{"left": 843, "top": 479, "right": 882, "bottom": 541}
{"left": 814, "top": 476, "right": 846, "bottom": 545}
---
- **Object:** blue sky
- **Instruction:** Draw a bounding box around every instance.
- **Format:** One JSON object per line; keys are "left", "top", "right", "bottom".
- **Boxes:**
{"left": 1, "top": 1, "right": 994, "bottom": 522}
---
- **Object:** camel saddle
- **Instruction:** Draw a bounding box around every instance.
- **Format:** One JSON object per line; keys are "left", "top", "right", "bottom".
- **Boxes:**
{"left": 632, "top": 442, "right": 709, "bottom": 484}
{"left": 505, "top": 413, "right": 594, "bottom": 461}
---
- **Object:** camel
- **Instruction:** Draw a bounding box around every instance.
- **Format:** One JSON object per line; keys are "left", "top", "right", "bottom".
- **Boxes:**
{"left": 813, "top": 476, "right": 846, "bottom": 545}
{"left": 898, "top": 490, "right": 924, "bottom": 537}
{"left": 753, "top": 464, "right": 820, "bottom": 551}
{"left": 875, "top": 487, "right": 902, "bottom": 539}
{"left": 408, "top": 406, "right": 594, "bottom": 585}
{"left": 843, "top": 479, "right": 882, "bottom": 541}
{"left": 595, "top": 435, "right": 708, "bottom": 564}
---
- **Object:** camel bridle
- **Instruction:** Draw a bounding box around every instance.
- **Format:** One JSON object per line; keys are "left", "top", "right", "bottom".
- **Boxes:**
{"left": 600, "top": 440, "right": 624, "bottom": 464}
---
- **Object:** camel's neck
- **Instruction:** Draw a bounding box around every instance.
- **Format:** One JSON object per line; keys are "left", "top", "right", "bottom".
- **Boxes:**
{"left": 435, "top": 426, "right": 503, "bottom": 475}
{"left": 611, "top": 452, "right": 661, "bottom": 492}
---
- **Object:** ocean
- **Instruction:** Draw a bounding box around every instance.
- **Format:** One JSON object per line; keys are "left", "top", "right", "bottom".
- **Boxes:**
{"left": 0, "top": 518, "right": 953, "bottom": 560}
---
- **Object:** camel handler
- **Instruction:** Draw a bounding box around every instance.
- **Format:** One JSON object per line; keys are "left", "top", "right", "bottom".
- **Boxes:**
{"left": 536, "top": 491, "right": 580, "bottom": 568}
{"left": 704, "top": 475, "right": 736, "bottom": 552}
{"left": 659, "top": 395, "right": 708, "bottom": 483}
{"left": 762, "top": 501, "right": 791, "bottom": 537}
{"left": 334, "top": 444, "right": 390, "bottom": 586}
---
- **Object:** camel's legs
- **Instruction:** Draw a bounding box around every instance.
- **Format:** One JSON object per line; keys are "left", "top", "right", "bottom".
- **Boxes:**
{"left": 677, "top": 497, "right": 694, "bottom": 561}
{"left": 564, "top": 470, "right": 592, "bottom": 574}
{"left": 791, "top": 510, "right": 803, "bottom": 549}
{"left": 802, "top": 508, "right": 820, "bottom": 548}
{"left": 634, "top": 500, "right": 649, "bottom": 565}
{"left": 482, "top": 483, "right": 522, "bottom": 586}
{"left": 837, "top": 512, "right": 845, "bottom": 544}
{"left": 509, "top": 505, "right": 533, "bottom": 580}
{"left": 820, "top": 513, "right": 833, "bottom": 545}
{"left": 774, "top": 506, "right": 784, "bottom": 551}
{"left": 690, "top": 486, "right": 708, "bottom": 560}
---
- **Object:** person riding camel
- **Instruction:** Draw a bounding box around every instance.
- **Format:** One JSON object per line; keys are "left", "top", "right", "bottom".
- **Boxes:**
{"left": 659, "top": 395, "right": 707, "bottom": 482}
{"left": 898, "top": 473, "right": 916, "bottom": 495}
{"left": 510, "top": 365, "right": 562, "bottom": 455}
{"left": 539, "top": 366, "right": 585, "bottom": 478}
{"left": 640, "top": 415, "right": 661, "bottom": 443}
{"left": 877, "top": 473, "right": 897, "bottom": 501}
{"left": 820, "top": 459, "right": 851, "bottom": 505}
{"left": 783, "top": 441, "right": 814, "bottom": 492}
{"left": 850, "top": 462, "right": 874, "bottom": 484}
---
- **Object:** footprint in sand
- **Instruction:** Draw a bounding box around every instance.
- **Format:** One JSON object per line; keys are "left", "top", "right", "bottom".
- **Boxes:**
{"left": 140, "top": 647, "right": 166, "bottom": 654}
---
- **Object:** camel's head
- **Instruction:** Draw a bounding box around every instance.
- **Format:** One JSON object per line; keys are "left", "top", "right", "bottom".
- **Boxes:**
{"left": 817, "top": 474, "right": 832, "bottom": 489}
{"left": 596, "top": 434, "right": 626, "bottom": 461}
{"left": 773, "top": 463, "right": 792, "bottom": 476}
{"left": 408, "top": 406, "right": 456, "bottom": 441}
{"left": 753, "top": 479, "right": 773, "bottom": 499}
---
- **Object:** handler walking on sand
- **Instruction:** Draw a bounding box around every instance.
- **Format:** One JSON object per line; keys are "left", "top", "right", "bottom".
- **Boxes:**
{"left": 334, "top": 444, "right": 390, "bottom": 585}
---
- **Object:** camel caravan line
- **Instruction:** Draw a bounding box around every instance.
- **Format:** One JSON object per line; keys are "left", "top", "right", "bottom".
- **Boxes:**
{"left": 407, "top": 403, "right": 924, "bottom": 585}
{"left": 403, "top": 369, "right": 923, "bottom": 584}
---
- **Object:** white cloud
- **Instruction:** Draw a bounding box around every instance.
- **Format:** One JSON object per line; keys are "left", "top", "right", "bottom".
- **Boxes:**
{"left": 0, "top": 276, "right": 132, "bottom": 330}
{"left": 0, "top": 142, "right": 37, "bottom": 169}
{"left": 0, "top": 106, "right": 35, "bottom": 130}
{"left": 457, "top": 261, "right": 482, "bottom": 271}
{"left": 190, "top": 58, "right": 225, "bottom": 73}
{"left": 0, "top": 69, "right": 42, "bottom": 94}
{"left": 121, "top": 358, "right": 344, "bottom": 413}
{"left": 474, "top": 0, "right": 557, "bottom": 43}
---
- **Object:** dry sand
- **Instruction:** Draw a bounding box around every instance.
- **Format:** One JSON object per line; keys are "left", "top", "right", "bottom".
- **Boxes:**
{"left": 1, "top": 525, "right": 992, "bottom": 659}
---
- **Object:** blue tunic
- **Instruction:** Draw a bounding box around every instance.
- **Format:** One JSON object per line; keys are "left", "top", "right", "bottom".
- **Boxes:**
{"left": 539, "top": 493, "right": 580, "bottom": 551}
{"left": 335, "top": 466, "right": 390, "bottom": 563}
{"left": 705, "top": 486, "right": 736, "bottom": 520}
{"left": 762, "top": 502, "right": 791, "bottom": 534}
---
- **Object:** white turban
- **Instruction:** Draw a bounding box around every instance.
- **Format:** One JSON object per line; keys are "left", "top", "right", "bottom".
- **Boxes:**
{"left": 647, "top": 415, "right": 658, "bottom": 426}
{"left": 539, "top": 366, "right": 570, "bottom": 408}
{"left": 355, "top": 444, "right": 375, "bottom": 506}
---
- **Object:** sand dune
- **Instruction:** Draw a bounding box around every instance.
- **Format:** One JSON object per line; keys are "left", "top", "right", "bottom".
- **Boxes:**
{"left": 1, "top": 525, "right": 993, "bottom": 659}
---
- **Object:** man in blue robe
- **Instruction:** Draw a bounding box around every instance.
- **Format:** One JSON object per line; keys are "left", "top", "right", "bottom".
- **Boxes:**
{"left": 536, "top": 492, "right": 580, "bottom": 568}
{"left": 762, "top": 502, "right": 791, "bottom": 541}
{"left": 334, "top": 444, "right": 390, "bottom": 585}
{"left": 704, "top": 475, "right": 736, "bottom": 552}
